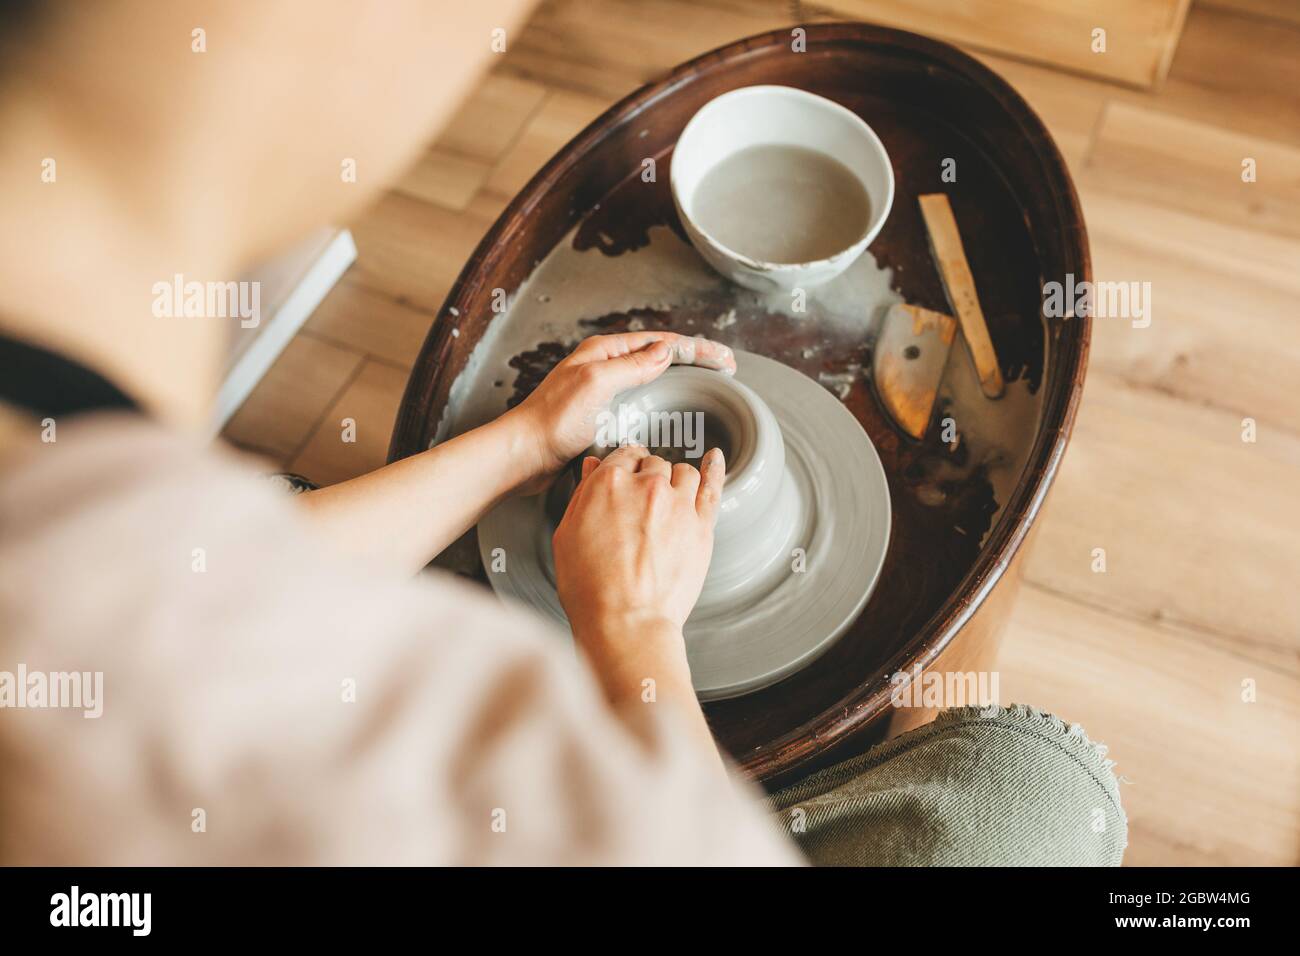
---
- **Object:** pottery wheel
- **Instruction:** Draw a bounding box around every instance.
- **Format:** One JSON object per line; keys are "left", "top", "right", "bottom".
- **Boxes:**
{"left": 477, "top": 350, "right": 891, "bottom": 700}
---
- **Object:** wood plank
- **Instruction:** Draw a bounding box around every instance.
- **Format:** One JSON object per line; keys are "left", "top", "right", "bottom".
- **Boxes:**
{"left": 1084, "top": 100, "right": 1300, "bottom": 242}
{"left": 999, "top": 584, "right": 1300, "bottom": 866}
{"left": 1157, "top": 3, "right": 1300, "bottom": 148}
{"left": 816, "top": 0, "right": 1191, "bottom": 88}
{"left": 344, "top": 190, "right": 496, "bottom": 315}
{"left": 966, "top": 52, "right": 1108, "bottom": 173}
{"left": 464, "top": 189, "right": 511, "bottom": 223}
{"left": 393, "top": 147, "right": 491, "bottom": 212}
{"left": 484, "top": 89, "right": 612, "bottom": 198}
{"left": 1022, "top": 369, "right": 1300, "bottom": 676}
{"left": 1200, "top": 0, "right": 1300, "bottom": 29}
{"left": 288, "top": 360, "right": 410, "bottom": 487}
{"left": 502, "top": 0, "right": 791, "bottom": 100}
{"left": 303, "top": 275, "right": 435, "bottom": 369}
{"left": 1079, "top": 189, "right": 1300, "bottom": 434}
{"left": 975, "top": 1, "right": 1300, "bottom": 160}
{"left": 220, "top": 332, "right": 364, "bottom": 465}
{"left": 1081, "top": 187, "right": 1300, "bottom": 298}
{"left": 435, "top": 71, "right": 550, "bottom": 163}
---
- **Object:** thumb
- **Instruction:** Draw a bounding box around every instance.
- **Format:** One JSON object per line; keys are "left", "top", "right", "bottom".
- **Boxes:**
{"left": 696, "top": 447, "right": 726, "bottom": 522}
{"left": 592, "top": 339, "right": 672, "bottom": 393}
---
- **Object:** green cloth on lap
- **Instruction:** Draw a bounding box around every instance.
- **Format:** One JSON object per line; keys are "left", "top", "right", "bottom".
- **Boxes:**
{"left": 769, "top": 704, "right": 1127, "bottom": 866}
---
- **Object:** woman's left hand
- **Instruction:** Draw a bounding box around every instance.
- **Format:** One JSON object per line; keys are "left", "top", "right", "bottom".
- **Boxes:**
{"left": 503, "top": 332, "right": 736, "bottom": 494}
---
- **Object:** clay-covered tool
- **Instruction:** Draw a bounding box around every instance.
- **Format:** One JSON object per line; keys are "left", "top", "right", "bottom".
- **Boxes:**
{"left": 872, "top": 302, "right": 957, "bottom": 440}
{"left": 917, "top": 193, "right": 1004, "bottom": 398}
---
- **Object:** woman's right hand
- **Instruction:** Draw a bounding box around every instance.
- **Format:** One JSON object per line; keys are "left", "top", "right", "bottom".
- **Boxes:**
{"left": 552, "top": 444, "right": 725, "bottom": 703}
{"left": 501, "top": 332, "right": 735, "bottom": 496}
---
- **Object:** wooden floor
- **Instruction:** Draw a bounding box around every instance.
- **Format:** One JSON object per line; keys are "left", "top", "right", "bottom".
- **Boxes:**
{"left": 222, "top": 0, "right": 1300, "bottom": 866}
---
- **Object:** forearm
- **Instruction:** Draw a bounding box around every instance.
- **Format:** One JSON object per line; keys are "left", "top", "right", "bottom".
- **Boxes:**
{"left": 296, "top": 411, "right": 540, "bottom": 573}
{"left": 572, "top": 614, "right": 724, "bottom": 773}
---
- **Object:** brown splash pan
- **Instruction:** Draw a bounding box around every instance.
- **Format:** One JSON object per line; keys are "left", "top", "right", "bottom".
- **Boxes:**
{"left": 390, "top": 23, "right": 1090, "bottom": 787}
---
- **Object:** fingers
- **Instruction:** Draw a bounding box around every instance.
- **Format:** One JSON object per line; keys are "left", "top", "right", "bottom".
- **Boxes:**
{"left": 696, "top": 447, "right": 725, "bottom": 521}
{"left": 570, "top": 332, "right": 737, "bottom": 376}
{"left": 570, "top": 331, "right": 660, "bottom": 362}
{"left": 585, "top": 340, "right": 673, "bottom": 394}
{"left": 670, "top": 461, "right": 701, "bottom": 497}
{"left": 664, "top": 334, "right": 736, "bottom": 374}
{"left": 637, "top": 454, "right": 672, "bottom": 481}
{"left": 562, "top": 456, "right": 603, "bottom": 517}
{"left": 600, "top": 443, "right": 650, "bottom": 473}
{"left": 569, "top": 332, "right": 669, "bottom": 367}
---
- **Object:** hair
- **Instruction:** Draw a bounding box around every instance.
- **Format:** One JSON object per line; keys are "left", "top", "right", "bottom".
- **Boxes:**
{"left": 0, "top": 0, "right": 49, "bottom": 67}
{"left": 0, "top": 0, "right": 44, "bottom": 33}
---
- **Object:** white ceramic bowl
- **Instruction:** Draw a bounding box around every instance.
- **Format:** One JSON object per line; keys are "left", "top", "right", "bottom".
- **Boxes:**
{"left": 670, "top": 85, "right": 895, "bottom": 292}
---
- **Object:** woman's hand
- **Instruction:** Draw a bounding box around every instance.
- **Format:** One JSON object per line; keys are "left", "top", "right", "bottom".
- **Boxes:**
{"left": 551, "top": 443, "right": 725, "bottom": 712}
{"left": 295, "top": 331, "right": 733, "bottom": 575}
{"left": 503, "top": 332, "right": 735, "bottom": 494}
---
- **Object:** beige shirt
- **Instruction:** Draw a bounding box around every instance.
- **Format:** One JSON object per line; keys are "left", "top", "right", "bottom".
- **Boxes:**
{"left": 0, "top": 415, "right": 798, "bottom": 865}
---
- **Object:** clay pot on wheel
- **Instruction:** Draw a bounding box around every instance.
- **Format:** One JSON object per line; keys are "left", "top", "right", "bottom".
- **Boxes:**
{"left": 591, "top": 366, "right": 801, "bottom": 609}
{"left": 489, "top": 350, "right": 891, "bottom": 701}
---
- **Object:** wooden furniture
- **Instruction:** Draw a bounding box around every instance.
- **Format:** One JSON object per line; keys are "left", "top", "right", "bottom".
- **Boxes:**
{"left": 388, "top": 22, "right": 1090, "bottom": 786}
{"left": 815, "top": 0, "right": 1193, "bottom": 89}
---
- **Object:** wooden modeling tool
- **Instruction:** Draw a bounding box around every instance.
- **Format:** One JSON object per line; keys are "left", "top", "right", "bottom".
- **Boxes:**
{"left": 917, "top": 193, "right": 1004, "bottom": 399}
